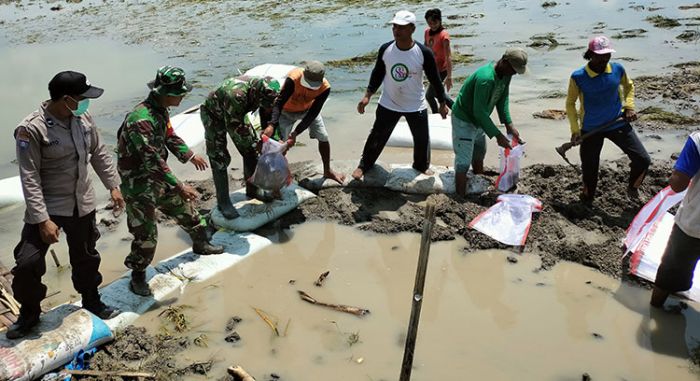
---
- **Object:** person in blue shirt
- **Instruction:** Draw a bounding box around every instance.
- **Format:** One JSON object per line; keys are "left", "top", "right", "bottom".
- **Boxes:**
{"left": 565, "top": 36, "right": 650, "bottom": 203}
{"left": 651, "top": 131, "right": 700, "bottom": 309}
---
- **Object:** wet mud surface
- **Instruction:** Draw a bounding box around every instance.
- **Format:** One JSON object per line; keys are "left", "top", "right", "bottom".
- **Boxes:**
{"left": 77, "top": 326, "right": 214, "bottom": 381}
{"left": 185, "top": 158, "right": 674, "bottom": 283}
{"left": 85, "top": 158, "right": 681, "bottom": 380}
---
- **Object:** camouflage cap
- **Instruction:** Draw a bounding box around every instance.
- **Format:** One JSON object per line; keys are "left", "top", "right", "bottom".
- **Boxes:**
{"left": 252, "top": 76, "right": 280, "bottom": 108}
{"left": 147, "top": 65, "right": 193, "bottom": 96}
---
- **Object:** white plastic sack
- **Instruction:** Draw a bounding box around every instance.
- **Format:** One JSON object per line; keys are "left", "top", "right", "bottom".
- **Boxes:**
{"left": 249, "top": 136, "right": 291, "bottom": 192}
{"left": 495, "top": 137, "right": 525, "bottom": 192}
{"left": 628, "top": 212, "right": 700, "bottom": 302}
{"left": 623, "top": 185, "right": 686, "bottom": 256}
{"left": 469, "top": 194, "right": 542, "bottom": 247}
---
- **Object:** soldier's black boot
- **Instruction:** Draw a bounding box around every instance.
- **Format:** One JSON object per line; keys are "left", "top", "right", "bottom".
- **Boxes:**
{"left": 129, "top": 270, "right": 152, "bottom": 296}
{"left": 212, "top": 169, "right": 239, "bottom": 219}
{"left": 6, "top": 306, "right": 40, "bottom": 340}
{"left": 191, "top": 228, "right": 224, "bottom": 255}
{"left": 82, "top": 290, "right": 121, "bottom": 320}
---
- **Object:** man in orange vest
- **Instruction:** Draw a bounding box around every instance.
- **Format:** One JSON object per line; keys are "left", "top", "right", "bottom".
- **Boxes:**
{"left": 269, "top": 61, "right": 345, "bottom": 184}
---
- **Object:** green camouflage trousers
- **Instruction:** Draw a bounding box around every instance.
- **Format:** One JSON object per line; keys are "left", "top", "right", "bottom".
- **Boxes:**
{"left": 201, "top": 105, "right": 259, "bottom": 171}
{"left": 122, "top": 185, "right": 207, "bottom": 271}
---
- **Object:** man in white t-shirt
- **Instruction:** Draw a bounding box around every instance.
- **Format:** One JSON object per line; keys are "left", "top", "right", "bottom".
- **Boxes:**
{"left": 352, "top": 10, "right": 449, "bottom": 180}
{"left": 651, "top": 131, "right": 700, "bottom": 309}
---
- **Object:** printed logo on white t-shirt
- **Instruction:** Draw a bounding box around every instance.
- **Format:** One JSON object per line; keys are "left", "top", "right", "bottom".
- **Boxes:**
{"left": 391, "top": 63, "right": 410, "bottom": 82}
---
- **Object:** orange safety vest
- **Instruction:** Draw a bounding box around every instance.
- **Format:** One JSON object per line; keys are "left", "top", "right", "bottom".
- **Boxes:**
{"left": 282, "top": 67, "right": 331, "bottom": 113}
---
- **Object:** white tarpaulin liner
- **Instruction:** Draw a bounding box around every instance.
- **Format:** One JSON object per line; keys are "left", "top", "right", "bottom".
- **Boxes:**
{"left": 623, "top": 185, "right": 686, "bottom": 256}
{"left": 0, "top": 231, "right": 273, "bottom": 380}
{"left": 387, "top": 114, "right": 453, "bottom": 150}
{"left": 469, "top": 194, "right": 542, "bottom": 247}
{"left": 0, "top": 176, "right": 23, "bottom": 209}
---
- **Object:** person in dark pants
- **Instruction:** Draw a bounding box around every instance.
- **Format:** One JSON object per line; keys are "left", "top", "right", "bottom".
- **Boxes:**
{"left": 565, "top": 35, "right": 650, "bottom": 203}
{"left": 352, "top": 10, "right": 449, "bottom": 180}
{"left": 7, "top": 71, "right": 125, "bottom": 340}
{"left": 651, "top": 131, "right": 700, "bottom": 309}
{"left": 424, "top": 8, "right": 454, "bottom": 113}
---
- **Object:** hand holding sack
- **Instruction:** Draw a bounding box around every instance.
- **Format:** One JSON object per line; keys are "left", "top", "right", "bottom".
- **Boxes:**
{"left": 496, "top": 135, "right": 525, "bottom": 192}
{"left": 248, "top": 135, "right": 292, "bottom": 193}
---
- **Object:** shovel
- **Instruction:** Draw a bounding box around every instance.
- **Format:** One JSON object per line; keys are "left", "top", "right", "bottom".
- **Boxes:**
{"left": 555, "top": 117, "right": 624, "bottom": 172}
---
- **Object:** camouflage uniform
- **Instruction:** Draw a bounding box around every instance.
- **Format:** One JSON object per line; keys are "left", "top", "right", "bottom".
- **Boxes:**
{"left": 117, "top": 93, "right": 208, "bottom": 271}
{"left": 201, "top": 76, "right": 279, "bottom": 180}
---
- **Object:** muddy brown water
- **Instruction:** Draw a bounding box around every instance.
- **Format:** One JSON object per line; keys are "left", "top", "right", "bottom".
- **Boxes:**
{"left": 99, "top": 222, "right": 700, "bottom": 381}
{"left": 0, "top": 0, "right": 699, "bottom": 378}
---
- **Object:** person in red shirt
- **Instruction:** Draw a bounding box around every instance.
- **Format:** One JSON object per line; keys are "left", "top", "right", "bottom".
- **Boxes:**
{"left": 424, "top": 8, "right": 454, "bottom": 113}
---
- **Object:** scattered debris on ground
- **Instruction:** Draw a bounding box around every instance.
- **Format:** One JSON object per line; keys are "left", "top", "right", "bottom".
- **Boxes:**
{"left": 533, "top": 109, "right": 567, "bottom": 120}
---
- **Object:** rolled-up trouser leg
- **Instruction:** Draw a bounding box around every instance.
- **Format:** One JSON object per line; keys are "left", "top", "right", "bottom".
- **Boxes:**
{"left": 608, "top": 123, "right": 651, "bottom": 188}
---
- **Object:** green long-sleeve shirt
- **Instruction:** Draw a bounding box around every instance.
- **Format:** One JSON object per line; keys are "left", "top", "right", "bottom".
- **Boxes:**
{"left": 452, "top": 62, "right": 512, "bottom": 138}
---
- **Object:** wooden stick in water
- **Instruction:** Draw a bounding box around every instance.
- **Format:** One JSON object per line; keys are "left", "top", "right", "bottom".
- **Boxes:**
{"left": 399, "top": 203, "right": 436, "bottom": 381}
{"left": 227, "top": 365, "right": 256, "bottom": 381}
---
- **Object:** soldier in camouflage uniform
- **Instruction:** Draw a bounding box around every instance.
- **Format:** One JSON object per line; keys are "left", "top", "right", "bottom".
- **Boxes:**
{"left": 200, "top": 75, "right": 281, "bottom": 219}
{"left": 117, "top": 66, "right": 224, "bottom": 296}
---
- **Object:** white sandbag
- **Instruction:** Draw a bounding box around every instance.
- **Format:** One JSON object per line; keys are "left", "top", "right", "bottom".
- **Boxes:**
{"left": 0, "top": 307, "right": 113, "bottom": 381}
{"left": 0, "top": 175, "right": 23, "bottom": 208}
{"left": 243, "top": 63, "right": 295, "bottom": 83}
{"left": 629, "top": 212, "right": 700, "bottom": 302}
{"left": 295, "top": 160, "right": 390, "bottom": 191}
{"left": 469, "top": 194, "right": 543, "bottom": 247}
{"left": 170, "top": 106, "right": 205, "bottom": 149}
{"left": 211, "top": 184, "right": 316, "bottom": 232}
{"left": 387, "top": 114, "right": 453, "bottom": 150}
{"left": 495, "top": 138, "right": 525, "bottom": 192}
{"left": 101, "top": 231, "right": 272, "bottom": 331}
{"left": 385, "top": 165, "right": 490, "bottom": 195}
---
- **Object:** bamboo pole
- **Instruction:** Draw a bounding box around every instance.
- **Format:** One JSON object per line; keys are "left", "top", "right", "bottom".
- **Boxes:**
{"left": 399, "top": 203, "right": 436, "bottom": 381}
{"left": 64, "top": 369, "right": 156, "bottom": 378}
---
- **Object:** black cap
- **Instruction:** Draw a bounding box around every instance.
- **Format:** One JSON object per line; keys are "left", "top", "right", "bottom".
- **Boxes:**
{"left": 48, "top": 71, "right": 104, "bottom": 99}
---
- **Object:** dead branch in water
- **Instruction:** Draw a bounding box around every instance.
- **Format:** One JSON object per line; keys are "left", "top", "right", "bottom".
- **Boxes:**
{"left": 227, "top": 365, "right": 256, "bottom": 381}
{"left": 252, "top": 307, "right": 280, "bottom": 336}
{"left": 314, "top": 270, "right": 330, "bottom": 287}
{"left": 297, "top": 290, "right": 370, "bottom": 317}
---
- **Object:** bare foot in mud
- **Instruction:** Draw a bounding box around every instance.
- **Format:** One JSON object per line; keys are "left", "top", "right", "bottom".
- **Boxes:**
{"left": 352, "top": 167, "right": 364, "bottom": 180}
{"left": 324, "top": 170, "right": 346, "bottom": 184}
{"left": 421, "top": 168, "right": 434, "bottom": 176}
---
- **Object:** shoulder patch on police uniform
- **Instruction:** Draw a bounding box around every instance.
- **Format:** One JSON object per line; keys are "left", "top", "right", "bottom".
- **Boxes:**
{"left": 16, "top": 127, "right": 30, "bottom": 150}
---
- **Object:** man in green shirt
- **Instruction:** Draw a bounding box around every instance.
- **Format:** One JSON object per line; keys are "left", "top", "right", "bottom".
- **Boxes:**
{"left": 451, "top": 47, "right": 527, "bottom": 196}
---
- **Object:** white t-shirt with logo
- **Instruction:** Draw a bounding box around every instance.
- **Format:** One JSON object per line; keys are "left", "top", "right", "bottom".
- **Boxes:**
{"left": 367, "top": 41, "right": 446, "bottom": 113}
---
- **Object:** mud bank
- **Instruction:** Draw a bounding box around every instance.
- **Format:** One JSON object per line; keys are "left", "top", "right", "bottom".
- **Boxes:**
{"left": 187, "top": 159, "right": 675, "bottom": 281}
